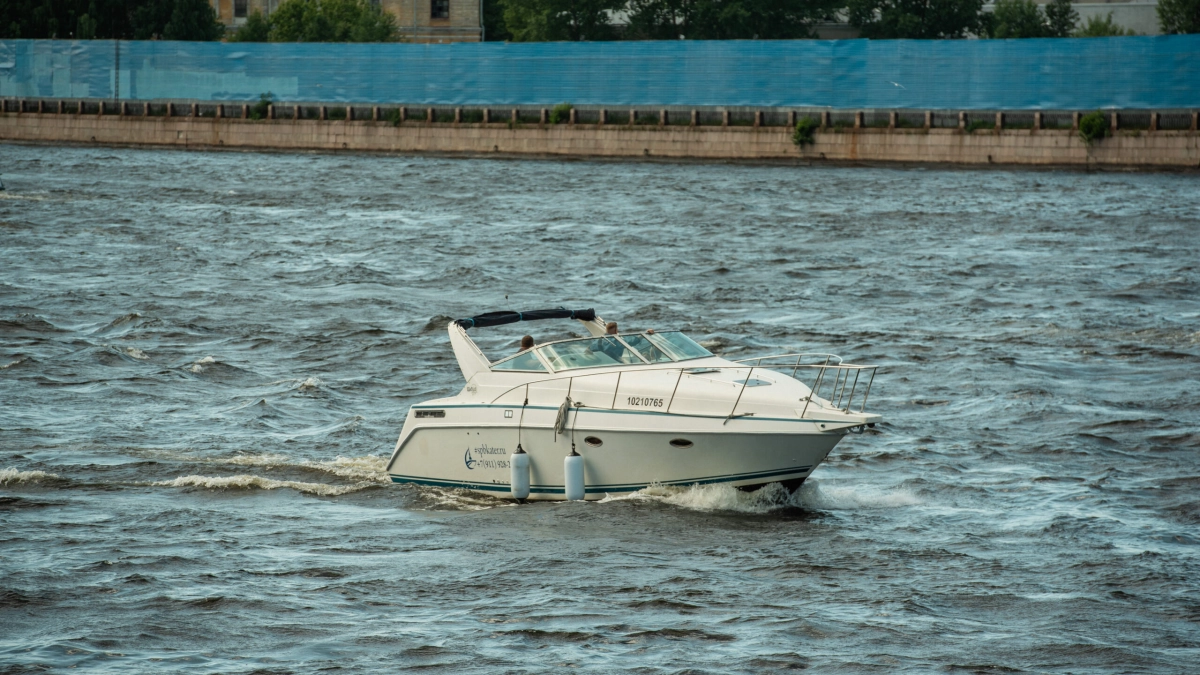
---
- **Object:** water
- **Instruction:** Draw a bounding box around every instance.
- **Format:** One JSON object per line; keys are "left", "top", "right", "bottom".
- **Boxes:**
{"left": 2, "top": 144, "right": 1198, "bottom": 673}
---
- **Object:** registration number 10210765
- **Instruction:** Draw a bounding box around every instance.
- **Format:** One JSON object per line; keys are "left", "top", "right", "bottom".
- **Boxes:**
{"left": 627, "top": 396, "right": 665, "bottom": 408}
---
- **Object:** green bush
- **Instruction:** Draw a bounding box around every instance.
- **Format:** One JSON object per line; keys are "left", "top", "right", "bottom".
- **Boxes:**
{"left": 792, "top": 116, "right": 820, "bottom": 146}
{"left": 326, "top": 106, "right": 347, "bottom": 120}
{"left": 384, "top": 108, "right": 402, "bottom": 126}
{"left": 229, "top": 10, "right": 271, "bottom": 41}
{"left": 1078, "top": 111, "right": 1109, "bottom": 144}
{"left": 249, "top": 92, "right": 274, "bottom": 120}
{"left": 269, "top": 0, "right": 397, "bottom": 42}
{"left": 549, "top": 102, "right": 573, "bottom": 124}
{"left": 1074, "top": 12, "right": 1136, "bottom": 36}
{"left": 965, "top": 119, "right": 994, "bottom": 133}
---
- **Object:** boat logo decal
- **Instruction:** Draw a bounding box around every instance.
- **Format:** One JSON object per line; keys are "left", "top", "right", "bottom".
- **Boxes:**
{"left": 464, "top": 444, "right": 509, "bottom": 470}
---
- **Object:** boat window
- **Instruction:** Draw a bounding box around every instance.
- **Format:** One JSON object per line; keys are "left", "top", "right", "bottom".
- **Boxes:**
{"left": 645, "top": 331, "right": 713, "bottom": 361}
{"left": 621, "top": 333, "right": 675, "bottom": 363}
{"left": 537, "top": 337, "right": 643, "bottom": 371}
{"left": 491, "top": 350, "right": 547, "bottom": 372}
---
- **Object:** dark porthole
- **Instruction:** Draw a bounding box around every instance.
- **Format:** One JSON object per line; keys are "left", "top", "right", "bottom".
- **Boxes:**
{"left": 669, "top": 438, "right": 693, "bottom": 449}
{"left": 584, "top": 436, "right": 603, "bottom": 448}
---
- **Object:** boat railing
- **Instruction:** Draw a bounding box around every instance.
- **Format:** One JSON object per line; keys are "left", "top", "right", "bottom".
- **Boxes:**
{"left": 731, "top": 354, "right": 878, "bottom": 417}
{"left": 485, "top": 354, "right": 878, "bottom": 423}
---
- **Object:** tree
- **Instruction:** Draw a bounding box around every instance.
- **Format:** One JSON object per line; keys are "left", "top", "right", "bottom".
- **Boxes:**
{"left": 162, "top": 0, "right": 224, "bottom": 40}
{"left": 989, "top": 0, "right": 1047, "bottom": 37}
{"left": 1043, "top": 0, "right": 1078, "bottom": 36}
{"left": 625, "top": 0, "right": 843, "bottom": 40}
{"left": 501, "top": 0, "right": 621, "bottom": 41}
{"left": 229, "top": 9, "right": 271, "bottom": 41}
{"left": 268, "top": 0, "right": 398, "bottom": 42}
{"left": 483, "top": 0, "right": 512, "bottom": 39}
{"left": 2, "top": 0, "right": 137, "bottom": 39}
{"left": 1074, "top": 12, "right": 1135, "bottom": 36}
{"left": 846, "top": 0, "right": 985, "bottom": 39}
{"left": 77, "top": 12, "right": 99, "bottom": 39}
{"left": 1157, "top": 0, "right": 1200, "bottom": 33}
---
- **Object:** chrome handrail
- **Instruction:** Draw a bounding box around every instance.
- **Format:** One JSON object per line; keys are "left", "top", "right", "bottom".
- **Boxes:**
{"left": 484, "top": 356, "right": 878, "bottom": 418}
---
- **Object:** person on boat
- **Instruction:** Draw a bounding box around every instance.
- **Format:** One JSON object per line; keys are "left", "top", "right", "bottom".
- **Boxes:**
{"left": 519, "top": 335, "right": 534, "bottom": 352}
{"left": 606, "top": 321, "right": 653, "bottom": 337}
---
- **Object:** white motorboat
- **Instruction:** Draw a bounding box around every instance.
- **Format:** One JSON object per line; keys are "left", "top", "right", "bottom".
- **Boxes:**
{"left": 386, "top": 308, "right": 882, "bottom": 501}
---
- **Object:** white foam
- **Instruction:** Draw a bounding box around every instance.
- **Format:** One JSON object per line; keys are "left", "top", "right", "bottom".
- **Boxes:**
{"left": 124, "top": 347, "right": 149, "bottom": 360}
{"left": 156, "top": 474, "right": 371, "bottom": 497}
{"left": 417, "top": 486, "right": 510, "bottom": 511}
{"left": 794, "top": 481, "right": 922, "bottom": 510}
{"left": 133, "top": 450, "right": 390, "bottom": 486}
{"left": 601, "top": 480, "right": 921, "bottom": 514}
{"left": 222, "top": 453, "right": 290, "bottom": 467}
{"left": 190, "top": 355, "right": 217, "bottom": 373}
{"left": 0, "top": 358, "right": 25, "bottom": 370}
{"left": 0, "top": 468, "right": 60, "bottom": 484}
{"left": 298, "top": 377, "right": 322, "bottom": 391}
{"left": 306, "top": 455, "right": 390, "bottom": 483}
{"left": 605, "top": 482, "right": 793, "bottom": 514}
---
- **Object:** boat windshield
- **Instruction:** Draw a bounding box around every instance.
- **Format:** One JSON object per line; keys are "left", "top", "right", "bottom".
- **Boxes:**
{"left": 645, "top": 331, "right": 713, "bottom": 361}
{"left": 620, "top": 333, "right": 675, "bottom": 364}
{"left": 491, "top": 350, "right": 547, "bottom": 372}
{"left": 537, "top": 336, "right": 644, "bottom": 371}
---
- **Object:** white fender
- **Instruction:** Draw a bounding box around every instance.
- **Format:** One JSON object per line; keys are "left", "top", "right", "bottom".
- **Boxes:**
{"left": 564, "top": 451, "right": 585, "bottom": 501}
{"left": 510, "top": 449, "right": 530, "bottom": 500}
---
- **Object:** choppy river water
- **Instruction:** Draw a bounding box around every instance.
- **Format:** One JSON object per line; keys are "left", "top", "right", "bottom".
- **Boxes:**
{"left": 2, "top": 143, "right": 1198, "bottom": 673}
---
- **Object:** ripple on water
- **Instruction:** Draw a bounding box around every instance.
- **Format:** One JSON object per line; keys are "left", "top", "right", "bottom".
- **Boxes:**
{"left": 1, "top": 145, "right": 1198, "bottom": 674}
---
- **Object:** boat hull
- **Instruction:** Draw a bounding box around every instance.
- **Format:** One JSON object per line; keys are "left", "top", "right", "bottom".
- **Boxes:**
{"left": 387, "top": 407, "right": 844, "bottom": 501}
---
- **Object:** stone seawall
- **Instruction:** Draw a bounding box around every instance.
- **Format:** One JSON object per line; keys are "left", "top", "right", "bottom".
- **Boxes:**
{"left": 3, "top": 112, "right": 1198, "bottom": 169}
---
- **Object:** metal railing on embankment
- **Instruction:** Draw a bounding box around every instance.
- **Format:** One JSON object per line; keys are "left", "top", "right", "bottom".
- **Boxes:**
{"left": 487, "top": 354, "right": 878, "bottom": 425}
{"left": 3, "top": 98, "right": 1198, "bottom": 134}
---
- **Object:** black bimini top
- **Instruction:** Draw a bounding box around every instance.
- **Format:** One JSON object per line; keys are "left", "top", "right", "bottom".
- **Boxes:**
{"left": 454, "top": 307, "right": 596, "bottom": 330}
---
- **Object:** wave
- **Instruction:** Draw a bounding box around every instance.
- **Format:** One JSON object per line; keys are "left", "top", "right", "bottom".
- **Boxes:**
{"left": 189, "top": 355, "right": 217, "bottom": 373}
{"left": 601, "top": 480, "right": 921, "bottom": 514}
{"left": 406, "top": 485, "right": 511, "bottom": 511}
{"left": 155, "top": 474, "right": 375, "bottom": 497}
{"left": 123, "top": 346, "right": 150, "bottom": 360}
{"left": 310, "top": 455, "right": 389, "bottom": 483}
{"left": 795, "top": 481, "right": 922, "bottom": 509}
{"left": 0, "top": 468, "right": 60, "bottom": 485}
{"left": 200, "top": 452, "right": 388, "bottom": 483}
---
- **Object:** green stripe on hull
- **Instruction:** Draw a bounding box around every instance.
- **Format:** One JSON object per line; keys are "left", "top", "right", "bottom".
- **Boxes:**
{"left": 389, "top": 465, "right": 813, "bottom": 495}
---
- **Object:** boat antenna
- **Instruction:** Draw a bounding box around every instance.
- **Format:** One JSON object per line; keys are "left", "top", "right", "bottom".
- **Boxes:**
{"left": 569, "top": 400, "right": 584, "bottom": 455}
{"left": 515, "top": 385, "right": 528, "bottom": 454}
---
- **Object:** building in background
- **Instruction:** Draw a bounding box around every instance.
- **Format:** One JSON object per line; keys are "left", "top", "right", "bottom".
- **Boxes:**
{"left": 984, "top": 0, "right": 1160, "bottom": 35}
{"left": 213, "top": 0, "right": 483, "bottom": 42}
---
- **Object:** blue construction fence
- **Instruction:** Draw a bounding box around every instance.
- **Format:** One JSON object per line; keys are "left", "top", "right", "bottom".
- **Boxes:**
{"left": 1, "top": 36, "right": 1198, "bottom": 110}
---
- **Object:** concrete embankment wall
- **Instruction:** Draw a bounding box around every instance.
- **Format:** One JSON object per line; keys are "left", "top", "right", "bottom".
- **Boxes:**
{"left": 3, "top": 112, "right": 1199, "bottom": 169}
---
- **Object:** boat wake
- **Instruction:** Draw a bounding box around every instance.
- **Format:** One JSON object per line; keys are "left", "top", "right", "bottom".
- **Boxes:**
{"left": 155, "top": 474, "right": 376, "bottom": 497}
{"left": 0, "top": 468, "right": 61, "bottom": 485}
{"left": 601, "top": 480, "right": 921, "bottom": 514}
{"left": 150, "top": 454, "right": 391, "bottom": 496}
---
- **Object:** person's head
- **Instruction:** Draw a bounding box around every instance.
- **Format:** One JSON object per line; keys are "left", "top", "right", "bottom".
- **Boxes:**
{"left": 520, "top": 335, "right": 534, "bottom": 350}
{"left": 605, "top": 321, "right": 618, "bottom": 335}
